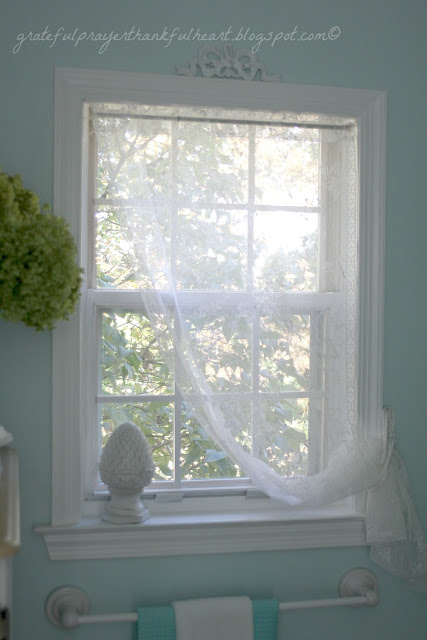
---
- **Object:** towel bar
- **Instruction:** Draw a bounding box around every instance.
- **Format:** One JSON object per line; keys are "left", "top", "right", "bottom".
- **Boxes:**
{"left": 46, "top": 568, "right": 379, "bottom": 629}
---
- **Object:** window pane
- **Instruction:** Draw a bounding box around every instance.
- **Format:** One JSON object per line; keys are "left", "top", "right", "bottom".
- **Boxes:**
{"left": 181, "top": 310, "right": 252, "bottom": 393}
{"left": 181, "top": 397, "right": 251, "bottom": 479}
{"left": 176, "top": 208, "right": 247, "bottom": 290}
{"left": 254, "top": 211, "right": 319, "bottom": 291}
{"left": 96, "top": 203, "right": 171, "bottom": 289}
{"left": 101, "top": 311, "right": 174, "bottom": 395}
{"left": 259, "top": 313, "right": 311, "bottom": 392}
{"left": 256, "top": 397, "right": 309, "bottom": 476}
{"left": 95, "top": 116, "right": 171, "bottom": 201}
{"left": 177, "top": 122, "right": 248, "bottom": 204}
{"left": 100, "top": 402, "right": 174, "bottom": 481}
{"left": 255, "top": 127, "right": 319, "bottom": 207}
{"left": 95, "top": 115, "right": 172, "bottom": 289}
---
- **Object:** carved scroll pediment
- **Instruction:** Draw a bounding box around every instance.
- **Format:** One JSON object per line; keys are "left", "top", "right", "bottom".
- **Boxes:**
{"left": 176, "top": 45, "right": 281, "bottom": 82}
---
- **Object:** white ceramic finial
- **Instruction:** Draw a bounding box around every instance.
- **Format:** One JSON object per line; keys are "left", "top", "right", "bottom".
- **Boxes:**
{"left": 99, "top": 422, "right": 155, "bottom": 524}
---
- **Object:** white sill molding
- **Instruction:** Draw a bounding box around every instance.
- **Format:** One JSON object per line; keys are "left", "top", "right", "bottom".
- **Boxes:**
{"left": 35, "top": 500, "right": 366, "bottom": 561}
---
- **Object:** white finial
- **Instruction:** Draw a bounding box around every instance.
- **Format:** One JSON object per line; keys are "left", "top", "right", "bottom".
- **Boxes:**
{"left": 99, "top": 422, "right": 155, "bottom": 524}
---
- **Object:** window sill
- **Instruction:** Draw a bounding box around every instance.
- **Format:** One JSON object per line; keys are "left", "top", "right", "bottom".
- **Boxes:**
{"left": 34, "top": 502, "right": 366, "bottom": 560}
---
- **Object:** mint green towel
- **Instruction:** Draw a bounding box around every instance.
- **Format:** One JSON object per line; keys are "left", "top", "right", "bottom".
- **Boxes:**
{"left": 137, "top": 599, "right": 278, "bottom": 640}
{"left": 137, "top": 606, "right": 176, "bottom": 640}
{"left": 253, "top": 599, "right": 279, "bottom": 639}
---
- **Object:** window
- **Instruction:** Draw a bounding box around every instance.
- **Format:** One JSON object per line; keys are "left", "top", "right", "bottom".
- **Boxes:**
{"left": 89, "top": 103, "right": 354, "bottom": 495}
{"left": 41, "top": 68, "right": 386, "bottom": 560}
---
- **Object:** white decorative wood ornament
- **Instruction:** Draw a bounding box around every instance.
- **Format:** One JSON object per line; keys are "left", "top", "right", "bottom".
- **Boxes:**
{"left": 176, "top": 45, "right": 281, "bottom": 82}
{"left": 99, "top": 422, "right": 154, "bottom": 524}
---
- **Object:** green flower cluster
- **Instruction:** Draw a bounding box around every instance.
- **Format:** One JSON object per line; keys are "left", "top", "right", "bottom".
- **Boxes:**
{"left": 0, "top": 170, "right": 83, "bottom": 331}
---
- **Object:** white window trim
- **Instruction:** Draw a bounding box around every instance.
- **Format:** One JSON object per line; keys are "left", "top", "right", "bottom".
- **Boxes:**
{"left": 35, "top": 67, "right": 386, "bottom": 560}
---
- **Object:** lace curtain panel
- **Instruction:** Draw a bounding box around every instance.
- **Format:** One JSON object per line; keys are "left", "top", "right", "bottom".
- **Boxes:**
{"left": 91, "top": 103, "right": 426, "bottom": 585}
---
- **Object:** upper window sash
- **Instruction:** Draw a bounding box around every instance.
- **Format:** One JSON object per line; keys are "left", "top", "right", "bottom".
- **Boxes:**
{"left": 52, "top": 68, "right": 385, "bottom": 526}
{"left": 89, "top": 108, "right": 349, "bottom": 296}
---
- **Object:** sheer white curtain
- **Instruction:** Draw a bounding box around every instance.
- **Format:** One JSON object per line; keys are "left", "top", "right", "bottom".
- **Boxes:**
{"left": 92, "top": 104, "right": 425, "bottom": 584}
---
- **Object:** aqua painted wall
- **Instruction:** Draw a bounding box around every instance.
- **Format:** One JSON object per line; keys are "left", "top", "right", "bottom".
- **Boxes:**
{"left": 1, "top": 1, "right": 425, "bottom": 638}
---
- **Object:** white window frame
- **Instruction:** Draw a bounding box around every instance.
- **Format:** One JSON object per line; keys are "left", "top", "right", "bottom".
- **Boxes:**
{"left": 36, "top": 68, "right": 385, "bottom": 560}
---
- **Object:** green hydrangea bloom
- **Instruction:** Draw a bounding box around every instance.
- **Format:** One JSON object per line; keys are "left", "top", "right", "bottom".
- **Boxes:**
{"left": 0, "top": 170, "right": 83, "bottom": 331}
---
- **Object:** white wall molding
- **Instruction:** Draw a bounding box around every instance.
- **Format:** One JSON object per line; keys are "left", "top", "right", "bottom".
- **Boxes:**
{"left": 35, "top": 515, "right": 365, "bottom": 560}
{"left": 357, "top": 93, "right": 387, "bottom": 436}
{"left": 51, "top": 69, "right": 385, "bottom": 561}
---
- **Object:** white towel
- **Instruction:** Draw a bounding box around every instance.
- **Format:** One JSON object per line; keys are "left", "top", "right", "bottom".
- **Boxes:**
{"left": 173, "top": 596, "right": 254, "bottom": 640}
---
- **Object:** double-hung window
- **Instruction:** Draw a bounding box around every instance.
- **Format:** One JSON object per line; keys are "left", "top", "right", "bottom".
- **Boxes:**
{"left": 43, "top": 68, "right": 385, "bottom": 559}
{"left": 88, "top": 103, "right": 351, "bottom": 493}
